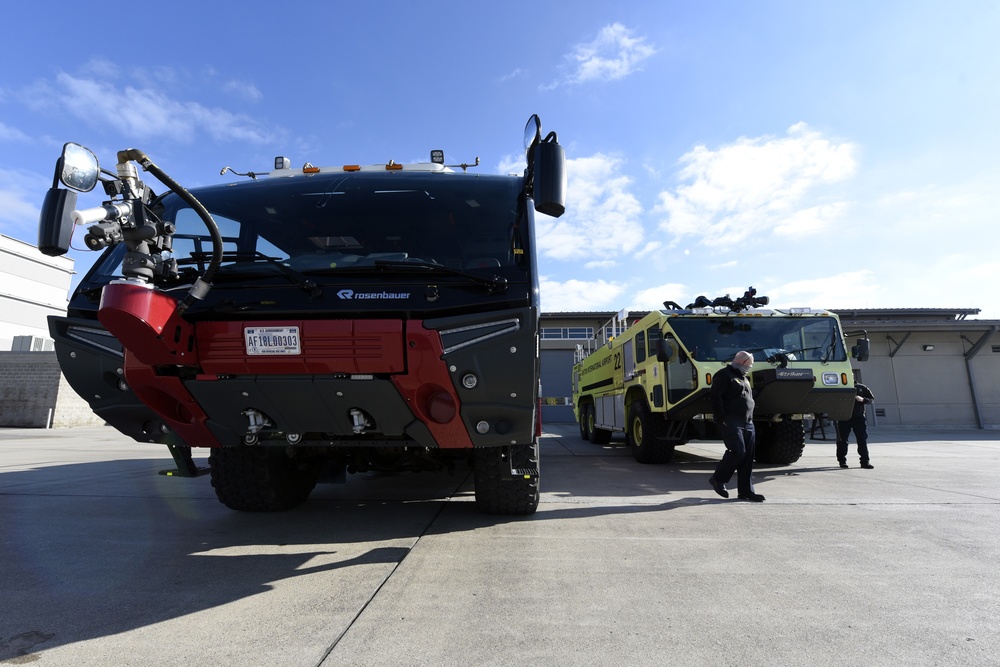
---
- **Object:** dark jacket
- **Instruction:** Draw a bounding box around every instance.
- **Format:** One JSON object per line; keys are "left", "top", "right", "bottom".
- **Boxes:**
{"left": 711, "top": 364, "right": 755, "bottom": 427}
{"left": 850, "top": 383, "right": 875, "bottom": 419}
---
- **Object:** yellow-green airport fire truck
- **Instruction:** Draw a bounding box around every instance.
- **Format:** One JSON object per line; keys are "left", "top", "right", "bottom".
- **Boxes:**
{"left": 571, "top": 288, "right": 870, "bottom": 465}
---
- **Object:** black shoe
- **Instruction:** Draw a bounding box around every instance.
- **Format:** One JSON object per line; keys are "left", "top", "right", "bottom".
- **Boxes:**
{"left": 709, "top": 477, "right": 729, "bottom": 498}
{"left": 861, "top": 462, "right": 874, "bottom": 469}
{"left": 738, "top": 493, "right": 766, "bottom": 502}
{"left": 839, "top": 461, "right": 848, "bottom": 468}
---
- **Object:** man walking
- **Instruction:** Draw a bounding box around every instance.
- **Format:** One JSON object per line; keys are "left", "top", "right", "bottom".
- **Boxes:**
{"left": 708, "top": 350, "right": 765, "bottom": 502}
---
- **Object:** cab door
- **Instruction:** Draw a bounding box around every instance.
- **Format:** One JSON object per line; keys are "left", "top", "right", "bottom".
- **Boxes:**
{"left": 664, "top": 334, "right": 696, "bottom": 405}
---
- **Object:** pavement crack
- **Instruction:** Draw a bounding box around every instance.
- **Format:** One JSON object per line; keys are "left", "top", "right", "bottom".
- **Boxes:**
{"left": 313, "top": 471, "right": 466, "bottom": 666}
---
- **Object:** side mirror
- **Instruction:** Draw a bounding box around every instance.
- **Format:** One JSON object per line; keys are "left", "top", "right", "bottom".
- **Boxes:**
{"left": 59, "top": 143, "right": 100, "bottom": 192}
{"left": 37, "top": 188, "right": 78, "bottom": 256}
{"left": 851, "top": 337, "right": 871, "bottom": 362}
{"left": 523, "top": 115, "right": 541, "bottom": 157}
{"left": 531, "top": 140, "right": 566, "bottom": 217}
{"left": 37, "top": 143, "right": 100, "bottom": 257}
{"left": 656, "top": 339, "right": 674, "bottom": 363}
{"left": 523, "top": 115, "right": 566, "bottom": 218}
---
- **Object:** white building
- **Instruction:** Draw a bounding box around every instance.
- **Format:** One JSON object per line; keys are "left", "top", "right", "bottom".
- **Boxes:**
{"left": 0, "top": 233, "right": 74, "bottom": 351}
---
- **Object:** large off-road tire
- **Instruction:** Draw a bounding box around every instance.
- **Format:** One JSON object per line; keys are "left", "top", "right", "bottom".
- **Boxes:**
{"left": 754, "top": 419, "right": 806, "bottom": 465}
{"left": 473, "top": 443, "right": 540, "bottom": 515}
{"left": 579, "top": 404, "right": 591, "bottom": 441}
{"left": 209, "top": 446, "right": 320, "bottom": 512}
{"left": 627, "top": 399, "right": 675, "bottom": 464}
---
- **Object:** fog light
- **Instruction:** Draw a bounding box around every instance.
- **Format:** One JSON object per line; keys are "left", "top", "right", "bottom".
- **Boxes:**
{"left": 426, "top": 391, "right": 457, "bottom": 424}
{"left": 476, "top": 421, "right": 490, "bottom": 434}
{"left": 462, "top": 373, "right": 478, "bottom": 389}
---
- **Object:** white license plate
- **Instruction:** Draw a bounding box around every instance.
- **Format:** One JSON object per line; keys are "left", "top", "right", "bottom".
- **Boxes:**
{"left": 244, "top": 326, "right": 301, "bottom": 355}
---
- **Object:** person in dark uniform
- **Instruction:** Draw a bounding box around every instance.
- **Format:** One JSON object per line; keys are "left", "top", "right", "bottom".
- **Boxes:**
{"left": 708, "top": 350, "right": 765, "bottom": 502}
{"left": 837, "top": 383, "right": 875, "bottom": 469}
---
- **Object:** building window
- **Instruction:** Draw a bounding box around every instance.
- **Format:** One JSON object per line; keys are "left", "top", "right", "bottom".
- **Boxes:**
{"left": 541, "top": 327, "right": 595, "bottom": 340}
{"left": 602, "top": 324, "right": 627, "bottom": 340}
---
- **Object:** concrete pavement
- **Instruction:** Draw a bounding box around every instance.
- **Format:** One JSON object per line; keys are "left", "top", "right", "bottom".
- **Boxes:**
{"left": 1, "top": 423, "right": 998, "bottom": 666}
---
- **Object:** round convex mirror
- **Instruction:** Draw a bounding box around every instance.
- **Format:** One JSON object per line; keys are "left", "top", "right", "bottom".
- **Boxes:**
{"left": 60, "top": 142, "right": 100, "bottom": 192}
{"left": 523, "top": 114, "right": 541, "bottom": 156}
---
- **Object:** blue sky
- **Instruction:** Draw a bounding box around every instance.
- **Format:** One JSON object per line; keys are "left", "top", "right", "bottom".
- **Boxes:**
{"left": 2, "top": 1, "right": 998, "bottom": 317}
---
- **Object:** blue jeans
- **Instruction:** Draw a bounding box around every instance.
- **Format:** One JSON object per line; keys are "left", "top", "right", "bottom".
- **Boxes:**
{"left": 713, "top": 421, "right": 757, "bottom": 496}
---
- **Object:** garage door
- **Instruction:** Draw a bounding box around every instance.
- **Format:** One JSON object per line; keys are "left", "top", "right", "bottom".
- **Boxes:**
{"left": 540, "top": 349, "right": 576, "bottom": 423}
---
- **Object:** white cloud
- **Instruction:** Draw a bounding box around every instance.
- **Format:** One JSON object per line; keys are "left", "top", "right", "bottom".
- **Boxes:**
{"left": 548, "top": 23, "right": 656, "bottom": 88}
{"left": 0, "top": 121, "right": 30, "bottom": 142}
{"left": 0, "top": 168, "right": 46, "bottom": 234}
{"left": 629, "top": 283, "right": 688, "bottom": 311}
{"left": 709, "top": 260, "right": 738, "bottom": 270}
{"left": 25, "top": 72, "right": 277, "bottom": 144}
{"left": 222, "top": 79, "right": 263, "bottom": 102}
{"left": 499, "top": 68, "right": 525, "bottom": 83}
{"left": 772, "top": 202, "right": 849, "bottom": 236}
{"left": 496, "top": 154, "right": 523, "bottom": 176}
{"left": 79, "top": 57, "right": 120, "bottom": 79}
{"left": 539, "top": 276, "right": 627, "bottom": 311}
{"left": 656, "top": 123, "right": 857, "bottom": 246}
{"left": 634, "top": 241, "right": 662, "bottom": 258}
{"left": 584, "top": 259, "right": 617, "bottom": 269}
{"left": 767, "top": 271, "right": 877, "bottom": 310}
{"left": 535, "top": 153, "right": 643, "bottom": 260}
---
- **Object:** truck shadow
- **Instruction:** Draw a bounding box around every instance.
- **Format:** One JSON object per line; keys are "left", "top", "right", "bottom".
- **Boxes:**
{"left": 0, "top": 455, "right": 469, "bottom": 662}
{"left": 0, "top": 443, "right": 785, "bottom": 662}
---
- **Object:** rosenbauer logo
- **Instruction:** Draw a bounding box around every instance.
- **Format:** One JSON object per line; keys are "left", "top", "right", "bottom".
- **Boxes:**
{"left": 337, "top": 289, "right": 411, "bottom": 300}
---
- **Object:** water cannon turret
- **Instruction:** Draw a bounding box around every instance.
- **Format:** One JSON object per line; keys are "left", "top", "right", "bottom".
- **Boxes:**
{"left": 683, "top": 286, "right": 770, "bottom": 313}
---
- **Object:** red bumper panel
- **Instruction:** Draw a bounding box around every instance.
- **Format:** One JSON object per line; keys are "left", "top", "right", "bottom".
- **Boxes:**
{"left": 390, "top": 321, "right": 472, "bottom": 448}
{"left": 195, "top": 320, "right": 405, "bottom": 375}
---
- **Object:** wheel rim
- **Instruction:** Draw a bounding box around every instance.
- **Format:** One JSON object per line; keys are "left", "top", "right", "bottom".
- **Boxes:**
{"left": 633, "top": 416, "right": 643, "bottom": 447}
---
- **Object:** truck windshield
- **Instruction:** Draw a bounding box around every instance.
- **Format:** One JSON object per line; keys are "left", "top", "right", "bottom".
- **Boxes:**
{"left": 86, "top": 172, "right": 526, "bottom": 284}
{"left": 669, "top": 316, "right": 847, "bottom": 363}
{"left": 166, "top": 172, "right": 523, "bottom": 276}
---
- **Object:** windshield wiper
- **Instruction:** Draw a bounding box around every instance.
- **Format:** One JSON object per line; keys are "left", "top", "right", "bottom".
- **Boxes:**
{"left": 304, "top": 259, "right": 508, "bottom": 294}
{"left": 186, "top": 251, "right": 322, "bottom": 298}
{"left": 372, "top": 260, "right": 508, "bottom": 294}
